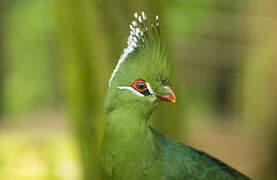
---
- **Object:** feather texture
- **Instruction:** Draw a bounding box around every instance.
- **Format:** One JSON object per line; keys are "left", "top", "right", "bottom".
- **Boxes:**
{"left": 101, "top": 12, "right": 251, "bottom": 180}
{"left": 109, "top": 11, "right": 161, "bottom": 87}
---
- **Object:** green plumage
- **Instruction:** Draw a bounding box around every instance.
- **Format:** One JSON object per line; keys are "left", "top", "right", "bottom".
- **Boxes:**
{"left": 100, "top": 12, "right": 251, "bottom": 180}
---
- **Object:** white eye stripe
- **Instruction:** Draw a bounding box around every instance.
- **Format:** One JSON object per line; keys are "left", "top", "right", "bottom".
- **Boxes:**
{"left": 118, "top": 82, "right": 155, "bottom": 97}
{"left": 118, "top": 86, "right": 144, "bottom": 97}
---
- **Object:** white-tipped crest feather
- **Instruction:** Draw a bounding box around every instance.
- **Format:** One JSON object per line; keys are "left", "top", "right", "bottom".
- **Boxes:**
{"left": 108, "top": 12, "right": 160, "bottom": 86}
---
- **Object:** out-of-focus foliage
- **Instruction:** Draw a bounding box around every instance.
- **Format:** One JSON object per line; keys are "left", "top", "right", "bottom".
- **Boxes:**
{"left": 2, "top": 0, "right": 57, "bottom": 115}
{"left": 242, "top": 2, "right": 277, "bottom": 179}
{"left": 1, "top": 0, "right": 277, "bottom": 179}
{"left": 0, "top": 119, "right": 81, "bottom": 180}
{"left": 55, "top": 0, "right": 104, "bottom": 179}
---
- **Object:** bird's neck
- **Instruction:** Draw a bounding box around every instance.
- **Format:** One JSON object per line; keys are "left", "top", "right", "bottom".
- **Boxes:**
{"left": 101, "top": 106, "right": 157, "bottom": 175}
{"left": 104, "top": 106, "right": 154, "bottom": 147}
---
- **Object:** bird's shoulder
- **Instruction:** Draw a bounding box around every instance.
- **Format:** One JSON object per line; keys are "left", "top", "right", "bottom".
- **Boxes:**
{"left": 149, "top": 127, "right": 251, "bottom": 180}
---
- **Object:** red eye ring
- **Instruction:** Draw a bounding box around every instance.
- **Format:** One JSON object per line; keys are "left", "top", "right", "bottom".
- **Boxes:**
{"left": 132, "top": 79, "right": 147, "bottom": 92}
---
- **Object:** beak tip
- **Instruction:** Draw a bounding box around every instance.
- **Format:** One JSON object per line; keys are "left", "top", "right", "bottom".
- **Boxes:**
{"left": 157, "top": 86, "right": 176, "bottom": 103}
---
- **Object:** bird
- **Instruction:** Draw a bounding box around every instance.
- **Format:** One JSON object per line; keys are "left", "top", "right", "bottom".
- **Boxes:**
{"left": 100, "top": 12, "right": 251, "bottom": 180}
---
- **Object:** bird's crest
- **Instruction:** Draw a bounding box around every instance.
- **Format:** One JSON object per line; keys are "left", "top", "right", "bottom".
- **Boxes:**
{"left": 108, "top": 12, "right": 162, "bottom": 87}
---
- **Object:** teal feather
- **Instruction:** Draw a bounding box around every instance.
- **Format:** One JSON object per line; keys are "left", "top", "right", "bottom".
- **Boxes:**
{"left": 150, "top": 128, "right": 250, "bottom": 180}
{"left": 100, "top": 12, "right": 251, "bottom": 180}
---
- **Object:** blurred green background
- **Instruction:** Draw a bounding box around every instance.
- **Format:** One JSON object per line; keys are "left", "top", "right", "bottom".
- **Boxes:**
{"left": 1, "top": 0, "right": 277, "bottom": 179}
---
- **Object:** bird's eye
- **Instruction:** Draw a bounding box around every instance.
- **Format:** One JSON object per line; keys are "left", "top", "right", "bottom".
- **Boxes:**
{"left": 131, "top": 79, "right": 152, "bottom": 96}
{"left": 137, "top": 82, "right": 146, "bottom": 90}
{"left": 132, "top": 79, "right": 147, "bottom": 92}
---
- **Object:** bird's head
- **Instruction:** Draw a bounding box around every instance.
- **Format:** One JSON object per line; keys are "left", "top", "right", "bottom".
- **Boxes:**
{"left": 106, "top": 12, "right": 175, "bottom": 115}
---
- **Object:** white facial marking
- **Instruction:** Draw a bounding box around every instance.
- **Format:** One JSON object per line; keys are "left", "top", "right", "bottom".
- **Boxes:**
{"left": 146, "top": 82, "right": 154, "bottom": 95}
{"left": 118, "top": 82, "right": 156, "bottom": 97}
{"left": 118, "top": 86, "right": 144, "bottom": 97}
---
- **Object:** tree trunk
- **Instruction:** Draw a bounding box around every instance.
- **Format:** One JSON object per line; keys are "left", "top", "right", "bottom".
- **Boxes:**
{"left": 55, "top": 0, "right": 102, "bottom": 179}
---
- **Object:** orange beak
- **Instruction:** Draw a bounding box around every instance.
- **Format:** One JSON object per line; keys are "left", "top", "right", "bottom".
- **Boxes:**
{"left": 157, "top": 86, "right": 176, "bottom": 103}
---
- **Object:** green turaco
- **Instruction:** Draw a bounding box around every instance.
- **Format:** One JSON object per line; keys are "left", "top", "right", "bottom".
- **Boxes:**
{"left": 100, "top": 12, "right": 251, "bottom": 180}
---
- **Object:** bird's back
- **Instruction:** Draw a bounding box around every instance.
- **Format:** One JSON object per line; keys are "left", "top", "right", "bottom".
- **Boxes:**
{"left": 150, "top": 127, "right": 251, "bottom": 180}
